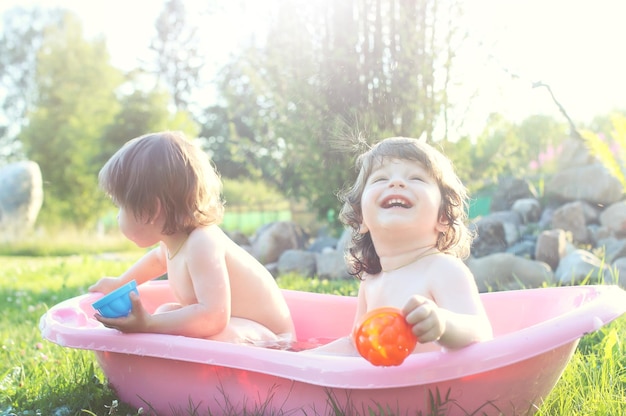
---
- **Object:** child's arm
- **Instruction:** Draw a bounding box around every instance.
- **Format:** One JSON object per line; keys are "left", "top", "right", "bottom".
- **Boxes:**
{"left": 402, "top": 295, "right": 492, "bottom": 349}
{"left": 96, "top": 233, "right": 232, "bottom": 338}
{"left": 96, "top": 289, "right": 226, "bottom": 338}
{"left": 403, "top": 260, "right": 493, "bottom": 349}
{"left": 89, "top": 245, "right": 167, "bottom": 294}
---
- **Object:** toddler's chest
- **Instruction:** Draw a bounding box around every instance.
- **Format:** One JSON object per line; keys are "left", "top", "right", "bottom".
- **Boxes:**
{"left": 364, "top": 274, "right": 432, "bottom": 309}
{"left": 166, "top": 261, "right": 196, "bottom": 303}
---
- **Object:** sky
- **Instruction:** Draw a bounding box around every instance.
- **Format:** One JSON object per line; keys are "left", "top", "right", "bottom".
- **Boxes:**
{"left": 1, "top": 0, "right": 625, "bottom": 138}
{"left": 460, "top": 0, "right": 626, "bottom": 133}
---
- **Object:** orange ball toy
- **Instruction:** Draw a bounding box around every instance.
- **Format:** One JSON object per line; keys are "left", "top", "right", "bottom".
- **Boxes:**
{"left": 353, "top": 307, "right": 418, "bottom": 366}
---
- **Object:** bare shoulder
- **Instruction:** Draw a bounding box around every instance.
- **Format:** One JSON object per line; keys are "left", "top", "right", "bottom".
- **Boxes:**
{"left": 360, "top": 271, "right": 383, "bottom": 292}
{"left": 187, "top": 225, "right": 225, "bottom": 246}
{"left": 431, "top": 253, "right": 469, "bottom": 269}
{"left": 430, "top": 254, "right": 475, "bottom": 283}
{"left": 429, "top": 254, "right": 482, "bottom": 312}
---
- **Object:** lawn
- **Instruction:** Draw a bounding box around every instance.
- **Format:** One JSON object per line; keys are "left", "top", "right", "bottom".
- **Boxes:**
{"left": 1, "top": 254, "right": 625, "bottom": 416}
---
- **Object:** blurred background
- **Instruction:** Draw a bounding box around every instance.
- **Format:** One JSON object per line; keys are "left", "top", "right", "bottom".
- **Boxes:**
{"left": 0, "top": 0, "right": 624, "bottom": 242}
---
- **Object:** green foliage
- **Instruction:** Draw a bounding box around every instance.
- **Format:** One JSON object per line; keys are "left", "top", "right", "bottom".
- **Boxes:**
{"left": 212, "top": 0, "right": 465, "bottom": 220}
{"left": 0, "top": 255, "right": 139, "bottom": 416}
{"left": 537, "top": 324, "right": 626, "bottom": 415}
{"left": 17, "top": 11, "right": 124, "bottom": 227}
{"left": 97, "top": 88, "right": 173, "bottom": 165}
{"left": 3, "top": 7, "right": 200, "bottom": 230}
{"left": 148, "top": 0, "right": 204, "bottom": 111}
{"left": 97, "top": 87, "right": 199, "bottom": 167}
{"left": 580, "top": 113, "right": 626, "bottom": 190}
{"left": 221, "top": 178, "right": 293, "bottom": 234}
{"left": 470, "top": 114, "right": 528, "bottom": 185}
{"left": 438, "top": 137, "right": 474, "bottom": 190}
{"left": 588, "top": 110, "right": 626, "bottom": 137}
{"left": 276, "top": 274, "right": 359, "bottom": 296}
{"left": 0, "top": 6, "right": 60, "bottom": 163}
{"left": 198, "top": 105, "right": 246, "bottom": 178}
{"left": 444, "top": 113, "right": 569, "bottom": 194}
{"left": 1, "top": 2, "right": 624, "bottom": 236}
{"left": 517, "top": 114, "right": 568, "bottom": 168}
{"left": 222, "top": 178, "right": 288, "bottom": 207}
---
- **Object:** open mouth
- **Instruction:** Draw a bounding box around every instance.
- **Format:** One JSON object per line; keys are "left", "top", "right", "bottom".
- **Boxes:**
{"left": 382, "top": 197, "right": 412, "bottom": 208}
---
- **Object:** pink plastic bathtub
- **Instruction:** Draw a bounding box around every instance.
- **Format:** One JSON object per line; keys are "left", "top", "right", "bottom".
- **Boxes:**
{"left": 40, "top": 282, "right": 626, "bottom": 415}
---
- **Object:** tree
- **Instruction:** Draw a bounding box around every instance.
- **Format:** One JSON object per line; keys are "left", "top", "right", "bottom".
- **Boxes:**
{"left": 468, "top": 114, "right": 526, "bottom": 187}
{"left": 197, "top": 104, "right": 250, "bottom": 178}
{"left": 0, "top": 7, "right": 64, "bottom": 163}
{"left": 147, "top": 0, "right": 205, "bottom": 113}
{"left": 97, "top": 82, "right": 199, "bottom": 168}
{"left": 580, "top": 113, "right": 626, "bottom": 190}
{"left": 517, "top": 114, "right": 567, "bottom": 175}
{"left": 211, "top": 0, "right": 465, "bottom": 221}
{"left": 458, "top": 113, "right": 569, "bottom": 195}
{"left": 18, "top": 11, "right": 123, "bottom": 227}
{"left": 587, "top": 109, "right": 626, "bottom": 140}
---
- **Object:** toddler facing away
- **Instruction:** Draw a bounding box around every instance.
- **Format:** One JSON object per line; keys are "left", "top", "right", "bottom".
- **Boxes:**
{"left": 89, "top": 131, "right": 295, "bottom": 344}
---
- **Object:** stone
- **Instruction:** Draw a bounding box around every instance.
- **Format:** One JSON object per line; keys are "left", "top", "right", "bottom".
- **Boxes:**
{"left": 511, "top": 198, "right": 542, "bottom": 223}
{"left": 277, "top": 249, "right": 317, "bottom": 277}
{"left": 470, "top": 217, "right": 508, "bottom": 257}
{"left": 551, "top": 201, "right": 591, "bottom": 244}
{"left": 535, "top": 229, "right": 568, "bottom": 271}
{"left": 556, "top": 137, "right": 595, "bottom": 168}
{"left": 545, "top": 163, "right": 623, "bottom": 205}
{"left": 485, "top": 210, "right": 522, "bottom": 245}
{"left": 599, "top": 200, "right": 626, "bottom": 236}
{"left": 490, "top": 177, "right": 538, "bottom": 212}
{"left": 506, "top": 239, "right": 536, "bottom": 259}
{"left": 466, "top": 253, "right": 554, "bottom": 292}
{"left": 315, "top": 250, "right": 352, "bottom": 280}
{"left": 596, "top": 237, "right": 626, "bottom": 264}
{"left": 0, "top": 161, "right": 43, "bottom": 240}
{"left": 307, "top": 235, "right": 338, "bottom": 253}
{"left": 251, "top": 221, "right": 308, "bottom": 264}
{"left": 555, "top": 249, "right": 609, "bottom": 285}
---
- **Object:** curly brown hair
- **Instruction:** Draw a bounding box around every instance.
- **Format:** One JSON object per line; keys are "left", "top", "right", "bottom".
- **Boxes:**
{"left": 99, "top": 131, "right": 224, "bottom": 235}
{"left": 338, "top": 137, "right": 473, "bottom": 278}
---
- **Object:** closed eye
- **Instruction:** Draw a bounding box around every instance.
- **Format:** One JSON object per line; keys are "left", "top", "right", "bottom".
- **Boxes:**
{"left": 369, "top": 175, "right": 387, "bottom": 184}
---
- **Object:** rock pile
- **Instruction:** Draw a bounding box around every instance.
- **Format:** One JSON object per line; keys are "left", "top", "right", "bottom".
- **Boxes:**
{"left": 237, "top": 138, "right": 626, "bottom": 291}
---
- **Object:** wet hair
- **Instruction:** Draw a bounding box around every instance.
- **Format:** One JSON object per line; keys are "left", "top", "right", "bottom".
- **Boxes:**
{"left": 99, "top": 131, "right": 224, "bottom": 235}
{"left": 338, "top": 137, "right": 473, "bottom": 278}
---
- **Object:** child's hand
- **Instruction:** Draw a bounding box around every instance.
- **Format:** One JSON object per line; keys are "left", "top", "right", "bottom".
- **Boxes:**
{"left": 402, "top": 295, "right": 446, "bottom": 344}
{"left": 88, "top": 277, "right": 122, "bottom": 294}
{"left": 95, "top": 292, "right": 152, "bottom": 333}
{"left": 353, "top": 308, "right": 417, "bottom": 366}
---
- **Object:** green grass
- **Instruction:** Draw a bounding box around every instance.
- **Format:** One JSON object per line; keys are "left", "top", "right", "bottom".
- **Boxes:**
{"left": 536, "top": 325, "right": 626, "bottom": 415}
{"left": 1, "top": 255, "right": 625, "bottom": 416}
{"left": 0, "top": 255, "right": 139, "bottom": 416}
{"left": 0, "top": 230, "right": 139, "bottom": 257}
